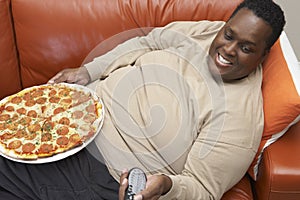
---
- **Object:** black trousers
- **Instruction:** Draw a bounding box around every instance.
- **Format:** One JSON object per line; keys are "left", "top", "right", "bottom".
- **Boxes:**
{"left": 0, "top": 142, "right": 119, "bottom": 200}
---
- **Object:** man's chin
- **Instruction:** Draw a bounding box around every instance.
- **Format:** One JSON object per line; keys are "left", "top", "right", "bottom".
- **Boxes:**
{"left": 207, "top": 58, "right": 220, "bottom": 77}
{"left": 207, "top": 54, "right": 234, "bottom": 83}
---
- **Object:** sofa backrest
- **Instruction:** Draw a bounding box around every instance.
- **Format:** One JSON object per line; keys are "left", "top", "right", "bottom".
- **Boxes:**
{"left": 0, "top": 0, "right": 21, "bottom": 99}
{"left": 6, "top": 0, "right": 241, "bottom": 96}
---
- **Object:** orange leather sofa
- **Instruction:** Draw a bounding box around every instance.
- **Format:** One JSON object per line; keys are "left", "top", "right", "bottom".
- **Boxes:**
{"left": 1, "top": 0, "right": 300, "bottom": 199}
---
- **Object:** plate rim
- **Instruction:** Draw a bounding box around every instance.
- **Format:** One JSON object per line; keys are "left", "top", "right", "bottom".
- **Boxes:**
{"left": 0, "top": 83, "right": 105, "bottom": 164}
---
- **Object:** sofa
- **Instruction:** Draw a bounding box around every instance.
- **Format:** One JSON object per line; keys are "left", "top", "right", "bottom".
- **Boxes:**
{"left": 1, "top": 0, "right": 300, "bottom": 199}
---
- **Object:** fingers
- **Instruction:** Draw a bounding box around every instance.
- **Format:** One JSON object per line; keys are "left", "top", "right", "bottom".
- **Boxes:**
{"left": 47, "top": 69, "right": 75, "bottom": 84}
{"left": 119, "top": 169, "right": 129, "bottom": 200}
{"left": 47, "top": 72, "right": 63, "bottom": 84}
{"left": 48, "top": 67, "right": 91, "bottom": 85}
{"left": 135, "top": 174, "right": 172, "bottom": 200}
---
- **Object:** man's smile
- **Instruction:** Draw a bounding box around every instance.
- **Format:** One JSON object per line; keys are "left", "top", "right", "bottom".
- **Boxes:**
{"left": 216, "top": 53, "right": 233, "bottom": 67}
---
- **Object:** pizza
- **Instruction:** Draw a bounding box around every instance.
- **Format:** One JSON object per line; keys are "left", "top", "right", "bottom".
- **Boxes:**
{"left": 0, "top": 83, "right": 104, "bottom": 161}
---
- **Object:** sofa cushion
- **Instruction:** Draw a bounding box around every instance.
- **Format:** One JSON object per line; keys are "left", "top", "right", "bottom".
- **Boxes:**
{"left": 248, "top": 32, "right": 300, "bottom": 180}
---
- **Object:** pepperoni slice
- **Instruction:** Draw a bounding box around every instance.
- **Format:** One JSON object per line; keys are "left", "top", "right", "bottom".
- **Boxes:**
{"left": 32, "top": 89, "right": 44, "bottom": 97}
{"left": 83, "top": 114, "right": 96, "bottom": 123}
{"left": 22, "top": 143, "right": 35, "bottom": 153}
{"left": 15, "top": 130, "right": 27, "bottom": 138}
{"left": 11, "top": 96, "right": 22, "bottom": 104}
{"left": 69, "top": 133, "right": 82, "bottom": 144}
{"left": 25, "top": 99, "right": 36, "bottom": 107}
{"left": 36, "top": 97, "right": 47, "bottom": 104}
{"left": 23, "top": 92, "right": 33, "bottom": 101}
{"left": 8, "top": 140, "right": 22, "bottom": 149}
{"left": 41, "top": 133, "right": 52, "bottom": 142}
{"left": 7, "top": 123, "right": 18, "bottom": 131}
{"left": 58, "top": 89, "right": 70, "bottom": 97}
{"left": 69, "top": 123, "right": 79, "bottom": 129}
{"left": 11, "top": 114, "right": 18, "bottom": 122}
{"left": 42, "top": 121, "right": 54, "bottom": 132}
{"left": 59, "top": 117, "right": 70, "bottom": 125}
{"left": 27, "top": 110, "right": 38, "bottom": 118}
{"left": 0, "top": 114, "right": 10, "bottom": 121}
{"left": 77, "top": 95, "right": 91, "bottom": 104}
{"left": 72, "top": 110, "right": 84, "bottom": 119}
{"left": 61, "top": 98, "right": 72, "bottom": 105}
{"left": 0, "top": 123, "right": 6, "bottom": 130}
{"left": 53, "top": 107, "right": 65, "bottom": 115}
{"left": 49, "top": 89, "right": 57, "bottom": 97}
{"left": 56, "top": 136, "right": 69, "bottom": 146}
{"left": 16, "top": 108, "right": 26, "bottom": 115}
{"left": 0, "top": 132, "right": 15, "bottom": 140}
{"left": 71, "top": 91, "right": 82, "bottom": 100}
{"left": 39, "top": 144, "right": 53, "bottom": 153}
{"left": 82, "top": 130, "right": 96, "bottom": 140}
{"left": 18, "top": 116, "right": 32, "bottom": 125}
{"left": 5, "top": 106, "right": 14, "bottom": 112}
{"left": 28, "top": 123, "right": 42, "bottom": 133}
{"left": 85, "top": 104, "right": 96, "bottom": 113}
{"left": 56, "top": 126, "right": 69, "bottom": 135}
{"left": 25, "top": 133, "right": 37, "bottom": 140}
{"left": 49, "top": 97, "right": 60, "bottom": 103}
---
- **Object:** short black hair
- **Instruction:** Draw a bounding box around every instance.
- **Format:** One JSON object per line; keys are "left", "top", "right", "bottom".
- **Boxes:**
{"left": 230, "top": 0, "right": 286, "bottom": 50}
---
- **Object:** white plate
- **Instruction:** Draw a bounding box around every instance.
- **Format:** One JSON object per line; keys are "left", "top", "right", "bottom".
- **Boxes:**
{"left": 0, "top": 83, "right": 104, "bottom": 164}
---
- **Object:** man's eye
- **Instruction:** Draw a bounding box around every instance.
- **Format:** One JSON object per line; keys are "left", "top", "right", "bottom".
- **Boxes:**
{"left": 241, "top": 45, "right": 251, "bottom": 53}
{"left": 224, "top": 32, "right": 233, "bottom": 40}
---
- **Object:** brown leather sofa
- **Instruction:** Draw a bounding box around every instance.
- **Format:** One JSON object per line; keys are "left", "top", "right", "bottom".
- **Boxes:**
{"left": 1, "top": 0, "right": 299, "bottom": 199}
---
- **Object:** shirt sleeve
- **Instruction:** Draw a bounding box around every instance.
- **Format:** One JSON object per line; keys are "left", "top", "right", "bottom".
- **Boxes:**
{"left": 84, "top": 21, "right": 225, "bottom": 82}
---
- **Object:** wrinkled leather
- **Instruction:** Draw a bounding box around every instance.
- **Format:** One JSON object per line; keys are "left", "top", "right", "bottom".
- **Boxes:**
{"left": 0, "top": 0, "right": 21, "bottom": 99}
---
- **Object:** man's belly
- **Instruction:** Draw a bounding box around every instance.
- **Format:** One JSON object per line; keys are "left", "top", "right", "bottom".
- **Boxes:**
{"left": 89, "top": 51, "right": 214, "bottom": 177}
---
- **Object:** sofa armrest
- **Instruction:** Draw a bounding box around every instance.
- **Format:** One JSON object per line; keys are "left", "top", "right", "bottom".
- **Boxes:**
{"left": 255, "top": 121, "right": 300, "bottom": 200}
{"left": 221, "top": 175, "right": 253, "bottom": 200}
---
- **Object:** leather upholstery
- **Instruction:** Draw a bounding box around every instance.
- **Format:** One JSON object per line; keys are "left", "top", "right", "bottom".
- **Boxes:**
{"left": 10, "top": 0, "right": 242, "bottom": 88}
{"left": 255, "top": 122, "right": 300, "bottom": 200}
{"left": 0, "top": 0, "right": 21, "bottom": 99}
{"left": 222, "top": 175, "right": 253, "bottom": 200}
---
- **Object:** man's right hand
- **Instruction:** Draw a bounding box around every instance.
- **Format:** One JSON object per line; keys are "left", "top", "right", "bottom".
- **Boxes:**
{"left": 47, "top": 67, "right": 91, "bottom": 85}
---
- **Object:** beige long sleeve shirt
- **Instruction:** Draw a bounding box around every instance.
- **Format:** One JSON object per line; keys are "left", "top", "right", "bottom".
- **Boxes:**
{"left": 85, "top": 21, "right": 264, "bottom": 199}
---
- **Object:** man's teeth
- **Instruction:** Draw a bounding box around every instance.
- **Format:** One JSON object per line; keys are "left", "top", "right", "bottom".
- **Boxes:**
{"left": 218, "top": 54, "right": 231, "bottom": 64}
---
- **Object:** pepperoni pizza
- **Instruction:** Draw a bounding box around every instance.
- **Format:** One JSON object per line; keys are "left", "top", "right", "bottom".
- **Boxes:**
{"left": 0, "top": 83, "right": 103, "bottom": 161}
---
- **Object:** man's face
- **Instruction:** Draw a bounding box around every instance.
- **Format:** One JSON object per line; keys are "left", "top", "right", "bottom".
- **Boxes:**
{"left": 208, "top": 8, "right": 273, "bottom": 82}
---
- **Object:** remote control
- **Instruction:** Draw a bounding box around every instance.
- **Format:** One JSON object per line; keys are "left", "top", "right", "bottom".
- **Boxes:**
{"left": 124, "top": 167, "right": 147, "bottom": 200}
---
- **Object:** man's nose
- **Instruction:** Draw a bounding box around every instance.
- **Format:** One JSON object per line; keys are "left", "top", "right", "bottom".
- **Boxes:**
{"left": 224, "top": 41, "right": 237, "bottom": 57}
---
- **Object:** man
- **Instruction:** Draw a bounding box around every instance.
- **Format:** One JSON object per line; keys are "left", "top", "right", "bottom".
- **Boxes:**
{"left": 0, "top": 0, "right": 285, "bottom": 199}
